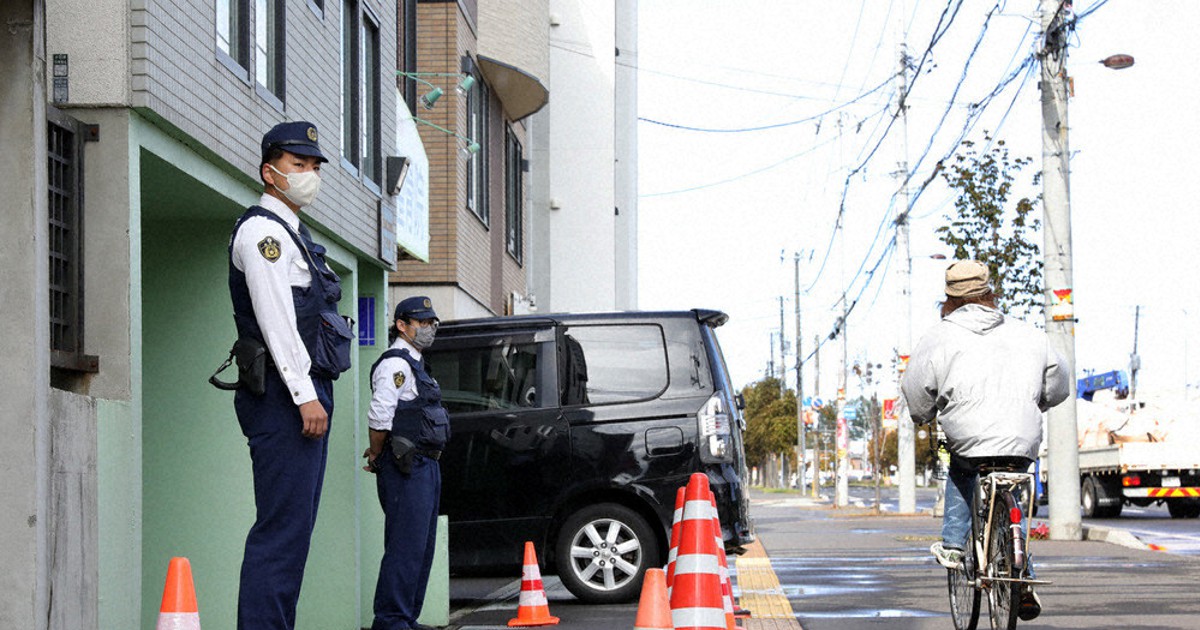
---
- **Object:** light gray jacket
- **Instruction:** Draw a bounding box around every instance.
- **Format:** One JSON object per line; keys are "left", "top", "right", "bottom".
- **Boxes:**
{"left": 902, "top": 304, "right": 1071, "bottom": 460}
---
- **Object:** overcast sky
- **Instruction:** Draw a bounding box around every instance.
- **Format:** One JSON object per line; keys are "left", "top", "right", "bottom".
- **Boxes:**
{"left": 636, "top": 0, "right": 1200, "bottom": 403}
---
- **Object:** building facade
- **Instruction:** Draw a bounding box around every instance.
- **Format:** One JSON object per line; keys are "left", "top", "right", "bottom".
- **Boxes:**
{"left": 528, "top": 0, "right": 638, "bottom": 314}
{"left": 391, "top": 0, "right": 549, "bottom": 319}
{"left": 1, "top": 0, "right": 414, "bottom": 627}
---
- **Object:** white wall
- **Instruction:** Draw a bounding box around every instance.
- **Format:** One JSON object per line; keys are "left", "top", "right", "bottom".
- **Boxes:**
{"left": 613, "top": 0, "right": 638, "bottom": 310}
{"left": 543, "top": 0, "right": 616, "bottom": 312}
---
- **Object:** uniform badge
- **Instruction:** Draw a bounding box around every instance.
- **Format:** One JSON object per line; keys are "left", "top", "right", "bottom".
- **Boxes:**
{"left": 423, "top": 298, "right": 432, "bottom": 308}
{"left": 307, "top": 126, "right": 318, "bottom": 142}
{"left": 393, "top": 372, "right": 406, "bottom": 388}
{"left": 258, "top": 236, "right": 282, "bottom": 262}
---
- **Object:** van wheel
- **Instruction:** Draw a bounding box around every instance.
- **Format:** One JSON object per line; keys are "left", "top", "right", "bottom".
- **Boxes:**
{"left": 555, "top": 503, "right": 658, "bottom": 604}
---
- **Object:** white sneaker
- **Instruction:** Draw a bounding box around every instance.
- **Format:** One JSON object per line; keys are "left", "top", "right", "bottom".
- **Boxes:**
{"left": 931, "top": 541, "right": 964, "bottom": 570}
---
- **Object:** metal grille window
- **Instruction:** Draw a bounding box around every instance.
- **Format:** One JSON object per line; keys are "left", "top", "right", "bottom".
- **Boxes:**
{"left": 47, "top": 108, "right": 97, "bottom": 372}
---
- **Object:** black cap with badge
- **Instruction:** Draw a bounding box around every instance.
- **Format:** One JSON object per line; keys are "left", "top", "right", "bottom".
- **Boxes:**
{"left": 395, "top": 296, "right": 438, "bottom": 322}
{"left": 261, "top": 121, "right": 329, "bottom": 163}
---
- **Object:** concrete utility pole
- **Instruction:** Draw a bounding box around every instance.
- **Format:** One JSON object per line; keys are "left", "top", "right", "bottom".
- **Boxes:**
{"left": 813, "top": 333, "right": 822, "bottom": 497}
{"left": 779, "top": 296, "right": 787, "bottom": 396}
{"left": 1130, "top": 305, "right": 1141, "bottom": 403}
{"left": 894, "top": 41, "right": 917, "bottom": 516}
{"left": 836, "top": 292, "right": 850, "bottom": 508}
{"left": 1039, "top": 0, "right": 1082, "bottom": 541}
{"left": 794, "top": 254, "right": 807, "bottom": 496}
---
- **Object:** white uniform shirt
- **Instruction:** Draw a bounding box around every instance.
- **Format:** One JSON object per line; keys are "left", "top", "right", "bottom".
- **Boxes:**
{"left": 231, "top": 194, "right": 317, "bottom": 405}
{"left": 368, "top": 336, "right": 422, "bottom": 431}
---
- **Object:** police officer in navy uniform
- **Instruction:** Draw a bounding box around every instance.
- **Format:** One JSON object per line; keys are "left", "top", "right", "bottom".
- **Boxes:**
{"left": 228, "top": 121, "right": 347, "bottom": 629}
{"left": 363, "top": 296, "right": 450, "bottom": 630}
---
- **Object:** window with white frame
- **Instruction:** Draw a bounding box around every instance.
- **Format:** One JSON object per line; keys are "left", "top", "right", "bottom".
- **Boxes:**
{"left": 466, "top": 74, "right": 488, "bottom": 224}
{"left": 360, "top": 12, "right": 381, "bottom": 183}
{"left": 255, "top": 0, "right": 285, "bottom": 101}
{"left": 505, "top": 127, "right": 523, "bottom": 263}
{"left": 341, "top": 0, "right": 380, "bottom": 184}
{"left": 216, "top": 0, "right": 250, "bottom": 70}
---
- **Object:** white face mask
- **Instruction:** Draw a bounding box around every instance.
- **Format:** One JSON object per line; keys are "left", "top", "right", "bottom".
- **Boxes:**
{"left": 268, "top": 164, "right": 321, "bottom": 207}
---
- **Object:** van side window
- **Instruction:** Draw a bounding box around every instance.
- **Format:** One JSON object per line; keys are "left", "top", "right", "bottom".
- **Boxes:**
{"left": 560, "top": 325, "right": 668, "bottom": 405}
{"left": 427, "top": 334, "right": 546, "bottom": 413}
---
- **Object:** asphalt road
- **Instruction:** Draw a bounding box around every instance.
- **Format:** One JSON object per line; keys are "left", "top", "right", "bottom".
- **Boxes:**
{"left": 447, "top": 485, "right": 1200, "bottom": 630}
{"left": 752, "top": 488, "right": 1200, "bottom": 630}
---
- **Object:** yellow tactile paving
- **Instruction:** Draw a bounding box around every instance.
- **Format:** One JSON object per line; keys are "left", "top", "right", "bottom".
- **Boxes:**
{"left": 735, "top": 540, "right": 804, "bottom": 630}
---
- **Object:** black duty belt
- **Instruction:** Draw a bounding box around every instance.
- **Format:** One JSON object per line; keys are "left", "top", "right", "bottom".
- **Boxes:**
{"left": 415, "top": 448, "right": 442, "bottom": 461}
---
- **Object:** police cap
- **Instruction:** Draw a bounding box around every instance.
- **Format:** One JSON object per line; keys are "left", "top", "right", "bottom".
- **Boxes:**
{"left": 261, "top": 121, "right": 328, "bottom": 163}
{"left": 395, "top": 296, "right": 438, "bottom": 322}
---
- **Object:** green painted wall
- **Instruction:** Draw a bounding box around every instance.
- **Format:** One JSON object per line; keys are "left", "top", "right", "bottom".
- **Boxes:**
{"left": 137, "top": 145, "right": 376, "bottom": 628}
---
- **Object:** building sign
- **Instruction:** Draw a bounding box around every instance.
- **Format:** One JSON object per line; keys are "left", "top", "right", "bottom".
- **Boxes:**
{"left": 395, "top": 98, "right": 430, "bottom": 261}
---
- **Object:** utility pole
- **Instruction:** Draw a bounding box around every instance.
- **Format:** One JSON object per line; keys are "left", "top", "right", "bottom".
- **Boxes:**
{"left": 779, "top": 296, "right": 787, "bottom": 396}
{"left": 813, "top": 333, "right": 821, "bottom": 497}
{"left": 767, "top": 332, "right": 776, "bottom": 380}
{"left": 1039, "top": 0, "right": 1082, "bottom": 541}
{"left": 894, "top": 40, "right": 917, "bottom": 516}
{"left": 1130, "top": 305, "right": 1141, "bottom": 403}
{"left": 836, "top": 292, "right": 850, "bottom": 508}
{"left": 794, "top": 254, "right": 807, "bottom": 496}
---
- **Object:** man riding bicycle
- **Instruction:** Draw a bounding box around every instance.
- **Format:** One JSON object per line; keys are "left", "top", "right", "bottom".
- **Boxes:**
{"left": 901, "top": 260, "right": 1070, "bottom": 621}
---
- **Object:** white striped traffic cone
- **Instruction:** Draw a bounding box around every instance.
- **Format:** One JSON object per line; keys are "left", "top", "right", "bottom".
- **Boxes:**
{"left": 669, "top": 473, "right": 726, "bottom": 630}
{"left": 665, "top": 485, "right": 686, "bottom": 598}
{"left": 155, "top": 557, "right": 200, "bottom": 630}
{"left": 508, "top": 541, "right": 560, "bottom": 627}
{"left": 709, "top": 490, "right": 736, "bottom": 630}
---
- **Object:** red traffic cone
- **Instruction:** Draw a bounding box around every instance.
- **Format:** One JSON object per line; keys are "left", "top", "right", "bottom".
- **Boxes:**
{"left": 709, "top": 491, "right": 736, "bottom": 630}
{"left": 155, "top": 557, "right": 200, "bottom": 630}
{"left": 665, "top": 485, "right": 686, "bottom": 598}
{"left": 670, "top": 474, "right": 726, "bottom": 630}
{"left": 634, "top": 568, "right": 672, "bottom": 630}
{"left": 508, "top": 542, "right": 560, "bottom": 627}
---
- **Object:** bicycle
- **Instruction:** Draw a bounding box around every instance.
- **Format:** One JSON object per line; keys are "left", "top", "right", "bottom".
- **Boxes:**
{"left": 939, "top": 440, "right": 1051, "bottom": 630}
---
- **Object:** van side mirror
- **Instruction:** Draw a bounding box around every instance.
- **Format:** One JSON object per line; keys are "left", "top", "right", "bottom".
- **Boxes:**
{"left": 734, "top": 393, "right": 746, "bottom": 410}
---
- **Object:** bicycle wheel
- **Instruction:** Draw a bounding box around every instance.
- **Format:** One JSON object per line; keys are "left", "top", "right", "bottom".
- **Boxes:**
{"left": 986, "top": 494, "right": 1021, "bottom": 630}
{"left": 948, "top": 535, "right": 980, "bottom": 630}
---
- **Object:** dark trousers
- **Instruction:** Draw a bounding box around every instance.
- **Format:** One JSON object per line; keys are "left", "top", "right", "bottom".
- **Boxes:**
{"left": 235, "top": 373, "right": 334, "bottom": 630}
{"left": 372, "top": 451, "right": 441, "bottom": 630}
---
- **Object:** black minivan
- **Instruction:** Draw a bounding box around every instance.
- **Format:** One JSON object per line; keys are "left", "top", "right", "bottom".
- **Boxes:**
{"left": 423, "top": 309, "right": 753, "bottom": 603}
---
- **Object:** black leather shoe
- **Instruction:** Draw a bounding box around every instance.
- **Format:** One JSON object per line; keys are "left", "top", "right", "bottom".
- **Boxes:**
{"left": 1018, "top": 589, "right": 1042, "bottom": 621}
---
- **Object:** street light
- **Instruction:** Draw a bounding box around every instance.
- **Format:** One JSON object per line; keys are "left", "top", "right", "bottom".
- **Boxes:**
{"left": 1100, "top": 54, "right": 1135, "bottom": 70}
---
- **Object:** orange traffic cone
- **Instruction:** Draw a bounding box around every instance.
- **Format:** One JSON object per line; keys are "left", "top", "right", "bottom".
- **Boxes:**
{"left": 665, "top": 485, "right": 686, "bottom": 597}
{"left": 670, "top": 473, "right": 726, "bottom": 630}
{"left": 508, "top": 542, "right": 560, "bottom": 627}
{"left": 634, "top": 568, "right": 672, "bottom": 630}
{"left": 708, "top": 491, "right": 736, "bottom": 630}
{"left": 155, "top": 557, "right": 200, "bottom": 630}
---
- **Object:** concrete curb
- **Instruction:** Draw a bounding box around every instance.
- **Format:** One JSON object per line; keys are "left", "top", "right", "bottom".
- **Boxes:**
{"left": 1081, "top": 523, "right": 1150, "bottom": 550}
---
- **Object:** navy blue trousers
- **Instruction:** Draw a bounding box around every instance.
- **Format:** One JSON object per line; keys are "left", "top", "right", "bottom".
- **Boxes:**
{"left": 372, "top": 450, "right": 441, "bottom": 630}
{"left": 235, "top": 373, "right": 333, "bottom": 630}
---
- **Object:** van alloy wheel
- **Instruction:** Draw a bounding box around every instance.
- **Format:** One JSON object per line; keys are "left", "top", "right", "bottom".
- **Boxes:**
{"left": 555, "top": 503, "right": 658, "bottom": 604}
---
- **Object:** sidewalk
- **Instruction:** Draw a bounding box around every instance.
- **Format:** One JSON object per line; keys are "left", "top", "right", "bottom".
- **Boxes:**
{"left": 740, "top": 488, "right": 1200, "bottom": 629}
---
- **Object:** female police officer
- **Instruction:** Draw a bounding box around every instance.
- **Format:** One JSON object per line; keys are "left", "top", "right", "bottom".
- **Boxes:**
{"left": 363, "top": 296, "right": 450, "bottom": 630}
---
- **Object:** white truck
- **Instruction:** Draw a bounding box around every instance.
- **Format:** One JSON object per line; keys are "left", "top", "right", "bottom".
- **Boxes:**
{"left": 1077, "top": 441, "right": 1200, "bottom": 519}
